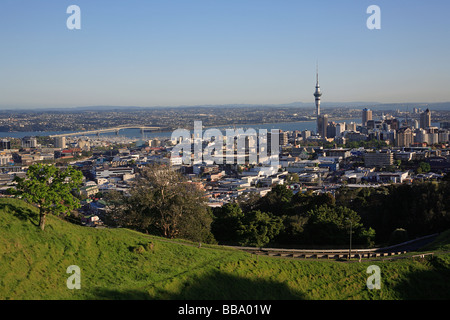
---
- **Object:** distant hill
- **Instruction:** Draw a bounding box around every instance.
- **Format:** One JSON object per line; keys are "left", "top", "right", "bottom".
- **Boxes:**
{"left": 361, "top": 102, "right": 450, "bottom": 111}
{"left": 1, "top": 197, "right": 450, "bottom": 300}
{"left": 3, "top": 101, "right": 450, "bottom": 112}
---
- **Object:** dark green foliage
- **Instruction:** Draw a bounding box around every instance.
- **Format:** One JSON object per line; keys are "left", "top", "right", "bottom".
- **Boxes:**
{"left": 417, "top": 162, "right": 431, "bottom": 174}
{"left": 211, "top": 203, "right": 244, "bottom": 245}
{"left": 213, "top": 188, "right": 376, "bottom": 247}
{"left": 291, "top": 191, "right": 335, "bottom": 216}
{"left": 301, "top": 205, "right": 375, "bottom": 246}
{"left": 237, "top": 210, "right": 283, "bottom": 247}
{"left": 254, "top": 184, "right": 293, "bottom": 216}
{"left": 14, "top": 163, "right": 83, "bottom": 231}
{"left": 344, "top": 139, "right": 388, "bottom": 149}
{"left": 213, "top": 180, "right": 450, "bottom": 247}
{"left": 354, "top": 182, "right": 450, "bottom": 243}
{"left": 277, "top": 214, "right": 309, "bottom": 244}
{"left": 212, "top": 204, "right": 282, "bottom": 247}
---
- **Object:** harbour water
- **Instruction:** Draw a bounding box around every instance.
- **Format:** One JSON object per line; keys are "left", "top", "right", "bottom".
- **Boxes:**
{"left": 0, "top": 119, "right": 360, "bottom": 140}
{"left": 0, "top": 119, "right": 440, "bottom": 141}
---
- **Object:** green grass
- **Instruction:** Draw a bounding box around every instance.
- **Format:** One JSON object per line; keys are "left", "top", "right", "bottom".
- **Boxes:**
{"left": 1, "top": 197, "right": 450, "bottom": 300}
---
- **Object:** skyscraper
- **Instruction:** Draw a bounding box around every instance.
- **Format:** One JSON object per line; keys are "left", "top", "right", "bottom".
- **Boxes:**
{"left": 362, "top": 108, "right": 372, "bottom": 126}
{"left": 22, "top": 136, "right": 37, "bottom": 148}
{"left": 420, "top": 108, "right": 431, "bottom": 129}
{"left": 317, "top": 114, "right": 328, "bottom": 139}
{"left": 54, "top": 136, "right": 66, "bottom": 149}
{"left": 0, "top": 139, "right": 11, "bottom": 150}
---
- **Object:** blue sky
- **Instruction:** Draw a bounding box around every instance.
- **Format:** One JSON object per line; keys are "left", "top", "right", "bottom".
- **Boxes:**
{"left": 0, "top": 0, "right": 449, "bottom": 108}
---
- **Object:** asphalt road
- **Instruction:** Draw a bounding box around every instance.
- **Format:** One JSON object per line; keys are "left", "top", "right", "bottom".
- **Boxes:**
{"left": 382, "top": 234, "right": 439, "bottom": 253}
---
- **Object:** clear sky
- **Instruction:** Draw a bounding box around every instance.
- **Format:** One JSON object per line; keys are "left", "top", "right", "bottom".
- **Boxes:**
{"left": 0, "top": 0, "right": 449, "bottom": 108}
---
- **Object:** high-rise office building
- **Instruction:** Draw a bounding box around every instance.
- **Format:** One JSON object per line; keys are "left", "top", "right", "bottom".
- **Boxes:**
{"left": 0, "top": 139, "right": 11, "bottom": 150}
{"left": 362, "top": 108, "right": 372, "bottom": 126}
{"left": 301, "top": 130, "right": 311, "bottom": 141}
{"left": 54, "top": 137, "right": 66, "bottom": 149}
{"left": 414, "top": 128, "right": 429, "bottom": 144}
{"left": 420, "top": 108, "right": 431, "bottom": 129}
{"left": 279, "top": 130, "right": 288, "bottom": 146}
{"left": 438, "top": 130, "right": 449, "bottom": 144}
{"left": 22, "top": 136, "right": 37, "bottom": 149}
{"left": 268, "top": 130, "right": 287, "bottom": 147}
{"left": 335, "top": 123, "right": 345, "bottom": 137}
{"left": 364, "top": 150, "right": 394, "bottom": 167}
{"left": 346, "top": 122, "right": 357, "bottom": 131}
{"left": 317, "top": 114, "right": 328, "bottom": 138}
{"left": 326, "top": 122, "right": 337, "bottom": 138}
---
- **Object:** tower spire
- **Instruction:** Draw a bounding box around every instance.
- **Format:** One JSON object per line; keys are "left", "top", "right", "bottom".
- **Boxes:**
{"left": 316, "top": 62, "right": 319, "bottom": 85}
{"left": 314, "top": 62, "right": 323, "bottom": 137}
{"left": 314, "top": 63, "right": 322, "bottom": 117}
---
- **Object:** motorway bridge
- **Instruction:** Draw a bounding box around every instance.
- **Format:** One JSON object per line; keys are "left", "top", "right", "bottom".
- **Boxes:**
{"left": 49, "top": 125, "right": 163, "bottom": 138}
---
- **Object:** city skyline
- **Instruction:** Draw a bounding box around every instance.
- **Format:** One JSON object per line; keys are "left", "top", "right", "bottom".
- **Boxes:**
{"left": 1, "top": 0, "right": 450, "bottom": 109}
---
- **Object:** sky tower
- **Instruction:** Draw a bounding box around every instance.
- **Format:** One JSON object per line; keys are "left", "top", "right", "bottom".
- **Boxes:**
{"left": 314, "top": 64, "right": 322, "bottom": 117}
{"left": 314, "top": 64, "right": 324, "bottom": 136}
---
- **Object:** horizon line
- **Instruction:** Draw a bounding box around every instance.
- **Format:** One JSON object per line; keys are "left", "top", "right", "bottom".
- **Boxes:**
{"left": 2, "top": 101, "right": 450, "bottom": 111}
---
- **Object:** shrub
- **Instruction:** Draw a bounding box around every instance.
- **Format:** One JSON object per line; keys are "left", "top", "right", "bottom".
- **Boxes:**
{"left": 389, "top": 228, "right": 409, "bottom": 245}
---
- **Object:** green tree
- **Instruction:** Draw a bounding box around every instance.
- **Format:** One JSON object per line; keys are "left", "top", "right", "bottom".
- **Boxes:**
{"left": 237, "top": 210, "right": 283, "bottom": 247}
{"left": 15, "top": 163, "right": 83, "bottom": 231}
{"left": 236, "top": 192, "right": 261, "bottom": 213}
{"left": 303, "top": 205, "right": 375, "bottom": 247}
{"left": 256, "top": 184, "right": 293, "bottom": 216}
{"left": 417, "top": 162, "right": 431, "bottom": 174}
{"left": 291, "top": 191, "right": 335, "bottom": 216}
{"left": 278, "top": 214, "right": 309, "bottom": 244}
{"left": 211, "top": 203, "right": 244, "bottom": 245}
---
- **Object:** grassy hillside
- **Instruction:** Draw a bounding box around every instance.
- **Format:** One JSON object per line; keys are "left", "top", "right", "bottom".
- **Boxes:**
{"left": 1, "top": 197, "right": 450, "bottom": 300}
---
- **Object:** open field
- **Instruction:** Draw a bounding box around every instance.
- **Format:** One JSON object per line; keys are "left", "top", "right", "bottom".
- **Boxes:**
{"left": 1, "top": 198, "right": 449, "bottom": 300}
